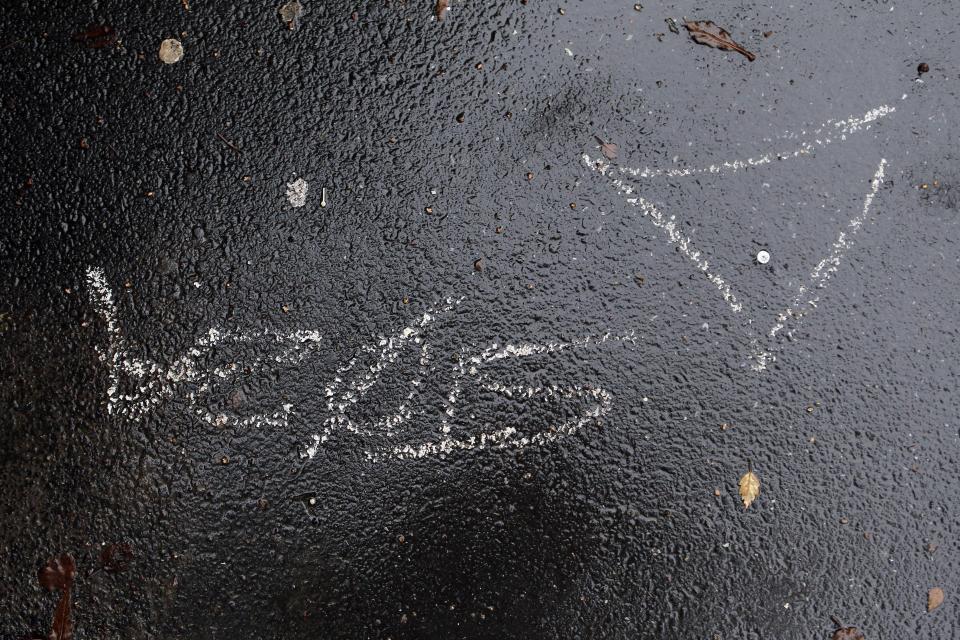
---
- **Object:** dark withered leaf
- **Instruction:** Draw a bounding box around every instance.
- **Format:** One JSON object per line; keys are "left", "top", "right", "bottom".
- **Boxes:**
{"left": 38, "top": 555, "right": 75, "bottom": 640}
{"left": 38, "top": 555, "right": 75, "bottom": 592}
{"left": 72, "top": 25, "right": 117, "bottom": 49}
{"left": 99, "top": 543, "right": 134, "bottom": 573}
{"left": 683, "top": 20, "right": 756, "bottom": 61}
{"left": 831, "top": 627, "right": 865, "bottom": 640}
{"left": 435, "top": 0, "right": 449, "bottom": 21}
{"left": 49, "top": 589, "right": 73, "bottom": 640}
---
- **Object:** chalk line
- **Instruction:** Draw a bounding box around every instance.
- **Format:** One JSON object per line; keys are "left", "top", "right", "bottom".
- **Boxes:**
{"left": 750, "top": 159, "right": 887, "bottom": 371}
{"left": 582, "top": 154, "right": 744, "bottom": 314}
{"left": 611, "top": 105, "right": 894, "bottom": 179}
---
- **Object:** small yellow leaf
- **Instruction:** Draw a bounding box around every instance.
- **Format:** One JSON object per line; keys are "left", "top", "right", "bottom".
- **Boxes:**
{"left": 738, "top": 470, "right": 760, "bottom": 509}
{"left": 928, "top": 587, "right": 944, "bottom": 612}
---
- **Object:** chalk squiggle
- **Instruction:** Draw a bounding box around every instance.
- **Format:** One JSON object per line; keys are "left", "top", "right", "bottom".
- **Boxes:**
{"left": 87, "top": 267, "right": 324, "bottom": 428}
{"left": 87, "top": 268, "right": 636, "bottom": 461}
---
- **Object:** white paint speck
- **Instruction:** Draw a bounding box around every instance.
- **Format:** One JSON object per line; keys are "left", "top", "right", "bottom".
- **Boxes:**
{"left": 286, "top": 178, "right": 309, "bottom": 208}
{"left": 756, "top": 250, "right": 770, "bottom": 265}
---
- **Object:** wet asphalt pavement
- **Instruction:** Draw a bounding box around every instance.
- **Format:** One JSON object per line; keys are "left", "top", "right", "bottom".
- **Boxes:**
{"left": 2, "top": 0, "right": 960, "bottom": 638}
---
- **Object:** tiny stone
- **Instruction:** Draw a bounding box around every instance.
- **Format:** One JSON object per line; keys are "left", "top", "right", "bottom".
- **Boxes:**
{"left": 278, "top": 1, "right": 304, "bottom": 29}
{"left": 455, "top": 112, "right": 465, "bottom": 123}
{"left": 756, "top": 250, "right": 770, "bottom": 264}
{"left": 918, "top": 62, "right": 929, "bottom": 75}
{"left": 159, "top": 38, "right": 184, "bottom": 64}
{"left": 633, "top": 3, "right": 643, "bottom": 11}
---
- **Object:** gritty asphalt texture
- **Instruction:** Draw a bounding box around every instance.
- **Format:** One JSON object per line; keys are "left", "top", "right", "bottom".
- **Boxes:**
{"left": 2, "top": 1, "right": 960, "bottom": 638}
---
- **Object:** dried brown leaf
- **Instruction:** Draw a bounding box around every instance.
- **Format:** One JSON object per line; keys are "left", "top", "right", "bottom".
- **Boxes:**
{"left": 38, "top": 555, "right": 75, "bottom": 592}
{"left": 436, "top": 0, "right": 450, "bottom": 21}
{"left": 683, "top": 20, "right": 756, "bottom": 61}
{"left": 38, "top": 555, "right": 75, "bottom": 640}
{"left": 830, "top": 616, "right": 865, "bottom": 640}
{"left": 49, "top": 589, "right": 74, "bottom": 640}
{"left": 928, "top": 586, "right": 944, "bottom": 612}
{"left": 738, "top": 469, "right": 760, "bottom": 509}
{"left": 594, "top": 136, "right": 618, "bottom": 160}
{"left": 831, "top": 626, "right": 865, "bottom": 640}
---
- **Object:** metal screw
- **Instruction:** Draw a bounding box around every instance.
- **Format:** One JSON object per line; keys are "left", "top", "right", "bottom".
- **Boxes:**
{"left": 320, "top": 187, "right": 327, "bottom": 208}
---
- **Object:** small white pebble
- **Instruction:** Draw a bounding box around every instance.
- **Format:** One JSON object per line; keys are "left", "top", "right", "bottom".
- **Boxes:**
{"left": 756, "top": 250, "right": 770, "bottom": 264}
{"left": 159, "top": 38, "right": 184, "bottom": 64}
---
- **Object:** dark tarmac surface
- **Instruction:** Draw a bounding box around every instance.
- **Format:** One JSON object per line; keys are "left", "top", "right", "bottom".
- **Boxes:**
{"left": 2, "top": 1, "right": 960, "bottom": 638}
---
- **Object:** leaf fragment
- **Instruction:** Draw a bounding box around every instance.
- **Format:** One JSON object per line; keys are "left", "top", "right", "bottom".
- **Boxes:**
{"left": 831, "top": 626, "right": 865, "bottom": 640}
{"left": 38, "top": 554, "right": 75, "bottom": 592}
{"left": 683, "top": 20, "right": 756, "bottom": 61}
{"left": 738, "top": 469, "right": 760, "bottom": 509}
{"left": 593, "top": 136, "right": 618, "bottom": 160}
{"left": 435, "top": 0, "right": 449, "bottom": 21}
{"left": 38, "top": 554, "right": 76, "bottom": 640}
{"left": 928, "top": 586, "right": 944, "bottom": 612}
{"left": 829, "top": 616, "right": 865, "bottom": 640}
